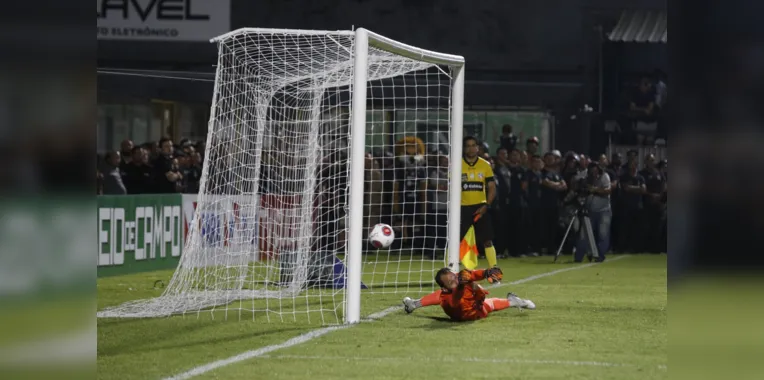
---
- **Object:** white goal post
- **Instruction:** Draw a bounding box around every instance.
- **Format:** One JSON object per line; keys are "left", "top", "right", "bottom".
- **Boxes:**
{"left": 98, "top": 27, "right": 465, "bottom": 325}
{"left": 346, "top": 28, "right": 465, "bottom": 323}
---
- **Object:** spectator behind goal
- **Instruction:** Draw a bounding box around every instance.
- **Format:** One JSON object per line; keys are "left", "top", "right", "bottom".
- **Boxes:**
{"left": 152, "top": 137, "right": 183, "bottom": 193}
{"left": 100, "top": 151, "right": 126, "bottom": 195}
{"left": 122, "top": 146, "right": 154, "bottom": 194}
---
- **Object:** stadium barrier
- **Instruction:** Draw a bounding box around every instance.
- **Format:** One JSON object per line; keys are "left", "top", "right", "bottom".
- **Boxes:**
{"left": 97, "top": 193, "right": 305, "bottom": 277}
{"left": 97, "top": 194, "right": 184, "bottom": 277}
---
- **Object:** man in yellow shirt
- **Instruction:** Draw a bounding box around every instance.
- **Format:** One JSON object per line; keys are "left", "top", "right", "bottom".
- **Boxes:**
{"left": 461, "top": 136, "right": 498, "bottom": 268}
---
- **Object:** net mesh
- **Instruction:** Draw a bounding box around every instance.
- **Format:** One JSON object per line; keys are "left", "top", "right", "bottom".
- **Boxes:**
{"left": 97, "top": 30, "right": 457, "bottom": 323}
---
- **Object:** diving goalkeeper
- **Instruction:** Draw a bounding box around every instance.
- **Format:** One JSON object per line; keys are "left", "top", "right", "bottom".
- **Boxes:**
{"left": 403, "top": 267, "right": 535, "bottom": 320}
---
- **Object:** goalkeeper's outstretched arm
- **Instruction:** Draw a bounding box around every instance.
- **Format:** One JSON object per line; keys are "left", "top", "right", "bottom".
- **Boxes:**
{"left": 457, "top": 267, "right": 503, "bottom": 285}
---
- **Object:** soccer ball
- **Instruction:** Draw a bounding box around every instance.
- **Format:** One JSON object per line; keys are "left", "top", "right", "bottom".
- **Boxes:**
{"left": 368, "top": 223, "right": 395, "bottom": 249}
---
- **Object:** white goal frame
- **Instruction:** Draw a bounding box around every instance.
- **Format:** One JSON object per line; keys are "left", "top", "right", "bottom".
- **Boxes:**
{"left": 208, "top": 27, "right": 465, "bottom": 324}
{"left": 348, "top": 28, "right": 464, "bottom": 324}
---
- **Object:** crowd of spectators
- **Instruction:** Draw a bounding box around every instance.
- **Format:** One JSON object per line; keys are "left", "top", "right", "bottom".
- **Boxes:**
{"left": 97, "top": 125, "right": 667, "bottom": 257}
{"left": 360, "top": 126, "right": 667, "bottom": 258}
{"left": 96, "top": 137, "right": 204, "bottom": 195}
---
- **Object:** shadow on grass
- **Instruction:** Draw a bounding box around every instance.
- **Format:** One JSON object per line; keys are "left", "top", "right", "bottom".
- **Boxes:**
{"left": 416, "top": 315, "right": 476, "bottom": 330}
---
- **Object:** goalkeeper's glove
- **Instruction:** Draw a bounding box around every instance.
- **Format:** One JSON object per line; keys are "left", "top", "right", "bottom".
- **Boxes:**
{"left": 485, "top": 266, "right": 503, "bottom": 284}
{"left": 457, "top": 269, "right": 473, "bottom": 285}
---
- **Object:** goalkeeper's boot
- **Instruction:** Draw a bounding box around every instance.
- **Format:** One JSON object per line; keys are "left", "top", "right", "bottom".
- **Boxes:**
{"left": 402, "top": 297, "right": 418, "bottom": 314}
{"left": 507, "top": 292, "right": 536, "bottom": 310}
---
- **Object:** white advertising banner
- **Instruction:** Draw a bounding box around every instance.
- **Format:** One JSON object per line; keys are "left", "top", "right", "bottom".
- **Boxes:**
{"left": 97, "top": 0, "right": 231, "bottom": 42}
{"left": 182, "top": 194, "right": 313, "bottom": 263}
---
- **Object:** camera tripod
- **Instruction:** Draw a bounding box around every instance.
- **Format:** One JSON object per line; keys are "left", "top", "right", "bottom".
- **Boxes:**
{"left": 553, "top": 202, "right": 600, "bottom": 263}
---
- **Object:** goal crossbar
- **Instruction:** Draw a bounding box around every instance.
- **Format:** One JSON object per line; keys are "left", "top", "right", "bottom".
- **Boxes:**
{"left": 211, "top": 27, "right": 465, "bottom": 67}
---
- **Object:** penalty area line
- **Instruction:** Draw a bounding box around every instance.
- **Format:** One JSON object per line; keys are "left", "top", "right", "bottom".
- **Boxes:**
{"left": 164, "top": 255, "right": 630, "bottom": 380}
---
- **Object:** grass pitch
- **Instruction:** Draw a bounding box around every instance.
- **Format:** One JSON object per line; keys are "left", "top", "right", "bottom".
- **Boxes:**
{"left": 97, "top": 254, "right": 666, "bottom": 380}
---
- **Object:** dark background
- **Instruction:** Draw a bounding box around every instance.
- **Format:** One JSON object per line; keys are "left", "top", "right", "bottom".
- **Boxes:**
{"left": 98, "top": 0, "right": 667, "bottom": 156}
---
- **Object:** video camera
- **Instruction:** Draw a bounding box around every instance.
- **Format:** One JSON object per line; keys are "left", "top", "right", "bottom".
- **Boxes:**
{"left": 562, "top": 175, "right": 591, "bottom": 207}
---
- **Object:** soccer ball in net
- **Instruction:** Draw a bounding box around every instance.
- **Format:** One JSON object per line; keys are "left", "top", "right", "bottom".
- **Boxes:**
{"left": 368, "top": 223, "right": 395, "bottom": 249}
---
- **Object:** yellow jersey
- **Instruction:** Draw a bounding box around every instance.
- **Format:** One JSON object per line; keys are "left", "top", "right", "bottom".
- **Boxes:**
{"left": 461, "top": 157, "right": 494, "bottom": 206}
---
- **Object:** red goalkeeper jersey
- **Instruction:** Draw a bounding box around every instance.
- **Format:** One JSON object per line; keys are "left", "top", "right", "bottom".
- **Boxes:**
{"left": 439, "top": 269, "right": 490, "bottom": 321}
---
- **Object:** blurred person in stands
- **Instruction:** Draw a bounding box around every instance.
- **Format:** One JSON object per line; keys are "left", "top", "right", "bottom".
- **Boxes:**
{"left": 640, "top": 154, "right": 666, "bottom": 253}
{"left": 618, "top": 161, "right": 646, "bottom": 252}
{"left": 184, "top": 151, "right": 203, "bottom": 194}
{"left": 478, "top": 141, "right": 488, "bottom": 157}
{"left": 550, "top": 149, "right": 562, "bottom": 169}
{"left": 523, "top": 154, "right": 545, "bottom": 256}
{"left": 426, "top": 154, "right": 450, "bottom": 256}
{"left": 525, "top": 136, "right": 539, "bottom": 157}
{"left": 598, "top": 154, "right": 620, "bottom": 202}
{"left": 174, "top": 150, "right": 188, "bottom": 172}
{"left": 195, "top": 141, "right": 206, "bottom": 160}
{"left": 123, "top": 146, "right": 153, "bottom": 194}
{"left": 100, "top": 151, "right": 126, "bottom": 195}
{"left": 169, "top": 158, "right": 185, "bottom": 193}
{"left": 505, "top": 148, "right": 528, "bottom": 257}
{"left": 491, "top": 147, "right": 513, "bottom": 258}
{"left": 181, "top": 141, "right": 196, "bottom": 157}
{"left": 609, "top": 153, "right": 624, "bottom": 175}
{"left": 604, "top": 153, "right": 624, "bottom": 252}
{"left": 561, "top": 153, "right": 580, "bottom": 190}
{"left": 571, "top": 154, "right": 591, "bottom": 189}
{"left": 540, "top": 152, "right": 567, "bottom": 255}
{"left": 519, "top": 150, "right": 529, "bottom": 169}
{"left": 599, "top": 154, "right": 618, "bottom": 188}
{"left": 498, "top": 124, "right": 521, "bottom": 152}
{"left": 119, "top": 139, "right": 134, "bottom": 168}
{"left": 177, "top": 138, "right": 191, "bottom": 156}
{"left": 630, "top": 77, "right": 657, "bottom": 120}
{"left": 142, "top": 141, "right": 159, "bottom": 161}
{"left": 622, "top": 149, "right": 638, "bottom": 172}
{"left": 629, "top": 77, "right": 657, "bottom": 145}
{"left": 153, "top": 137, "right": 183, "bottom": 193}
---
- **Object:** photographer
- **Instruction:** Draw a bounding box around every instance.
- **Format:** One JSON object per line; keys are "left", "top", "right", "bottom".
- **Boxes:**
{"left": 574, "top": 162, "right": 612, "bottom": 262}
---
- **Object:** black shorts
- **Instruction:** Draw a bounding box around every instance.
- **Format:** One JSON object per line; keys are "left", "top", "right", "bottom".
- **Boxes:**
{"left": 460, "top": 204, "right": 494, "bottom": 244}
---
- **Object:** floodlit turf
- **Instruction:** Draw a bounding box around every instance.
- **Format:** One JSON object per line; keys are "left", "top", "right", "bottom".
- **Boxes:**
{"left": 97, "top": 254, "right": 666, "bottom": 380}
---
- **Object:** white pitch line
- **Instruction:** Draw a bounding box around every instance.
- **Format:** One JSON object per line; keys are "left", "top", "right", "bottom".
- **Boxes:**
{"left": 489, "top": 254, "right": 630, "bottom": 289}
{"left": 165, "top": 255, "right": 630, "bottom": 380}
{"left": 263, "top": 353, "right": 666, "bottom": 370}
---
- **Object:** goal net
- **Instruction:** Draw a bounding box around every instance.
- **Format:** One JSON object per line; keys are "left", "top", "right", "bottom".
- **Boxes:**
{"left": 97, "top": 28, "right": 465, "bottom": 324}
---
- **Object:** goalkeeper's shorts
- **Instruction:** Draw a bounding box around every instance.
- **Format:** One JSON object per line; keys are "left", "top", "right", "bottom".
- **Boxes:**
{"left": 460, "top": 204, "right": 494, "bottom": 243}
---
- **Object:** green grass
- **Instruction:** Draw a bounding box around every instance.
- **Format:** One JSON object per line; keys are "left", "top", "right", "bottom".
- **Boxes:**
{"left": 97, "top": 254, "right": 666, "bottom": 380}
